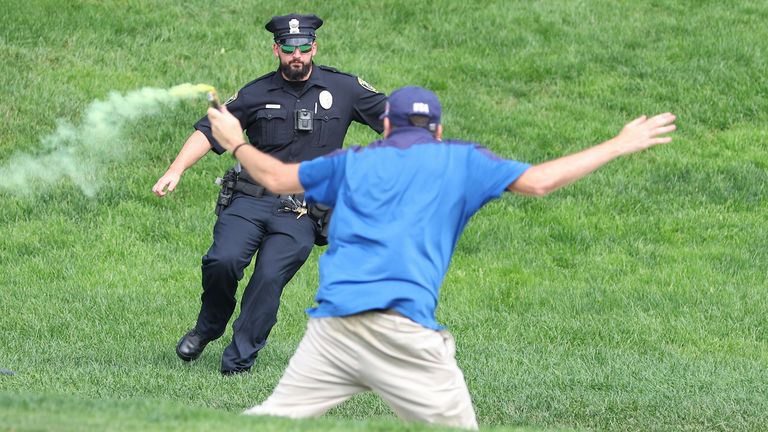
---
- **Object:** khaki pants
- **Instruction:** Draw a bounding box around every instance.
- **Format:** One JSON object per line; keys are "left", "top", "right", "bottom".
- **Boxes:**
{"left": 244, "top": 312, "right": 478, "bottom": 430}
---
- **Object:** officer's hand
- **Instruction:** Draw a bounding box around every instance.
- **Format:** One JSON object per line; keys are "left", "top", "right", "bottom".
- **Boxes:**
{"left": 613, "top": 113, "right": 677, "bottom": 155}
{"left": 208, "top": 105, "right": 244, "bottom": 152}
{"left": 152, "top": 171, "right": 181, "bottom": 197}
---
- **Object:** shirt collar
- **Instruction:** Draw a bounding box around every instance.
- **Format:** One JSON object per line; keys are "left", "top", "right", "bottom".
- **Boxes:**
{"left": 379, "top": 127, "right": 438, "bottom": 149}
{"left": 268, "top": 62, "right": 328, "bottom": 92}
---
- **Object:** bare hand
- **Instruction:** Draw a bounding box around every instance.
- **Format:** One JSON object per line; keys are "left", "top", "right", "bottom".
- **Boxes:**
{"left": 615, "top": 113, "right": 677, "bottom": 155}
{"left": 152, "top": 171, "right": 181, "bottom": 197}
{"left": 207, "top": 106, "right": 244, "bottom": 152}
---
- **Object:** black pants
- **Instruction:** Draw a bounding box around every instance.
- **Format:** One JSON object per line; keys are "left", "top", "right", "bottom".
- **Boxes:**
{"left": 195, "top": 192, "right": 316, "bottom": 373}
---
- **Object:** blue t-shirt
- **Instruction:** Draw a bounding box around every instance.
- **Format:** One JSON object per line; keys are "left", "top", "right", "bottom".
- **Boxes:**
{"left": 299, "top": 127, "right": 530, "bottom": 329}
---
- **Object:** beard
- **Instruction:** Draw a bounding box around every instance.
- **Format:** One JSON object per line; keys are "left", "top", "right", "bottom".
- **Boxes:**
{"left": 280, "top": 58, "right": 312, "bottom": 81}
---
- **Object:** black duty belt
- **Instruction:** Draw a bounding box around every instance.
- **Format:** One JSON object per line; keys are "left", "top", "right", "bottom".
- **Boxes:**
{"left": 234, "top": 179, "right": 304, "bottom": 202}
{"left": 233, "top": 180, "right": 281, "bottom": 198}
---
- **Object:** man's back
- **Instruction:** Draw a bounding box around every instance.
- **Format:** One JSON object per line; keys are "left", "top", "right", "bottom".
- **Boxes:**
{"left": 300, "top": 127, "right": 530, "bottom": 328}
{"left": 207, "top": 84, "right": 676, "bottom": 429}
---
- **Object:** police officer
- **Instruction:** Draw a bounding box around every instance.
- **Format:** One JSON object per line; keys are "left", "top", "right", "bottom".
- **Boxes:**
{"left": 152, "top": 14, "right": 387, "bottom": 375}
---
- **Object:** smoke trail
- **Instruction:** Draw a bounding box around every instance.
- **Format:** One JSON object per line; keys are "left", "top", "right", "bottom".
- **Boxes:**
{"left": 0, "top": 83, "right": 215, "bottom": 197}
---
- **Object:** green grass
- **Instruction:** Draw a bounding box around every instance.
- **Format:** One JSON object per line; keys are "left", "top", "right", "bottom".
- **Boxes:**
{"left": 1, "top": 0, "right": 767, "bottom": 431}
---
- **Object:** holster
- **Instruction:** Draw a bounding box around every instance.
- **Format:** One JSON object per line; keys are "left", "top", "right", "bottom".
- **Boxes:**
{"left": 214, "top": 168, "right": 238, "bottom": 216}
{"left": 308, "top": 204, "right": 333, "bottom": 246}
{"left": 216, "top": 167, "right": 331, "bottom": 246}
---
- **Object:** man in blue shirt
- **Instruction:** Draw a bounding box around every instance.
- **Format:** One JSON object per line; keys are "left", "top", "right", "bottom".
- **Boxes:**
{"left": 207, "top": 86, "right": 676, "bottom": 429}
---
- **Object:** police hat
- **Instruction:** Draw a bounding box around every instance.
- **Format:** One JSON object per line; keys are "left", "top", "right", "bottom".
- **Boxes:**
{"left": 383, "top": 86, "right": 442, "bottom": 129}
{"left": 265, "top": 14, "right": 323, "bottom": 46}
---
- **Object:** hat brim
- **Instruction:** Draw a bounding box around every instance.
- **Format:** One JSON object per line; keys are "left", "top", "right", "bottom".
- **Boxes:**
{"left": 276, "top": 36, "right": 315, "bottom": 46}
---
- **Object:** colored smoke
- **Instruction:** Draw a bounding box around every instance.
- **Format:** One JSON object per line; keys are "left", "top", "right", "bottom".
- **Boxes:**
{"left": 0, "top": 83, "right": 214, "bottom": 197}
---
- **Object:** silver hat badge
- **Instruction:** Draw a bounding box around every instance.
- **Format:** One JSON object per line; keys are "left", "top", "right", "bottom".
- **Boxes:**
{"left": 289, "top": 19, "right": 300, "bottom": 34}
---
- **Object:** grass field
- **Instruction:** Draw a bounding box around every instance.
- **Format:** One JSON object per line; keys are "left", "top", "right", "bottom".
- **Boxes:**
{"left": 1, "top": 0, "right": 767, "bottom": 431}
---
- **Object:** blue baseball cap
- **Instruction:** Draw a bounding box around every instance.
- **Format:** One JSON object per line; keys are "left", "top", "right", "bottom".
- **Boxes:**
{"left": 383, "top": 86, "right": 442, "bottom": 129}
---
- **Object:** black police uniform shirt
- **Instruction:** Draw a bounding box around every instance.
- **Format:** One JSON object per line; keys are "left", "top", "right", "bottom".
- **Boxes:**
{"left": 194, "top": 64, "right": 386, "bottom": 183}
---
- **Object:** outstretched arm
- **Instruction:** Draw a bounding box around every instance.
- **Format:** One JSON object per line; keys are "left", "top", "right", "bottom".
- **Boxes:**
{"left": 509, "top": 113, "right": 677, "bottom": 196}
{"left": 207, "top": 106, "right": 304, "bottom": 194}
{"left": 151, "top": 130, "right": 211, "bottom": 197}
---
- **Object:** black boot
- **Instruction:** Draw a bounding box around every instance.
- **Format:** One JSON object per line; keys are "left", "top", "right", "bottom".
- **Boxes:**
{"left": 220, "top": 367, "right": 251, "bottom": 376}
{"left": 176, "top": 329, "right": 211, "bottom": 361}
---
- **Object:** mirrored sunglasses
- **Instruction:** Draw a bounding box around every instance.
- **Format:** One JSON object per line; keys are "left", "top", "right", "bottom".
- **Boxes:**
{"left": 280, "top": 43, "right": 312, "bottom": 54}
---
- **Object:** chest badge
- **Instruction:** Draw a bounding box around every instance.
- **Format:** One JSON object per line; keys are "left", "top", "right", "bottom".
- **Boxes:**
{"left": 319, "top": 90, "right": 333, "bottom": 110}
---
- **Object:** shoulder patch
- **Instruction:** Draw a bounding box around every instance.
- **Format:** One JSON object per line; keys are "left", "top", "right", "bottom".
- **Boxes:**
{"left": 316, "top": 65, "right": 379, "bottom": 92}
{"left": 357, "top": 77, "right": 377, "bottom": 93}
{"left": 225, "top": 92, "right": 238, "bottom": 104}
